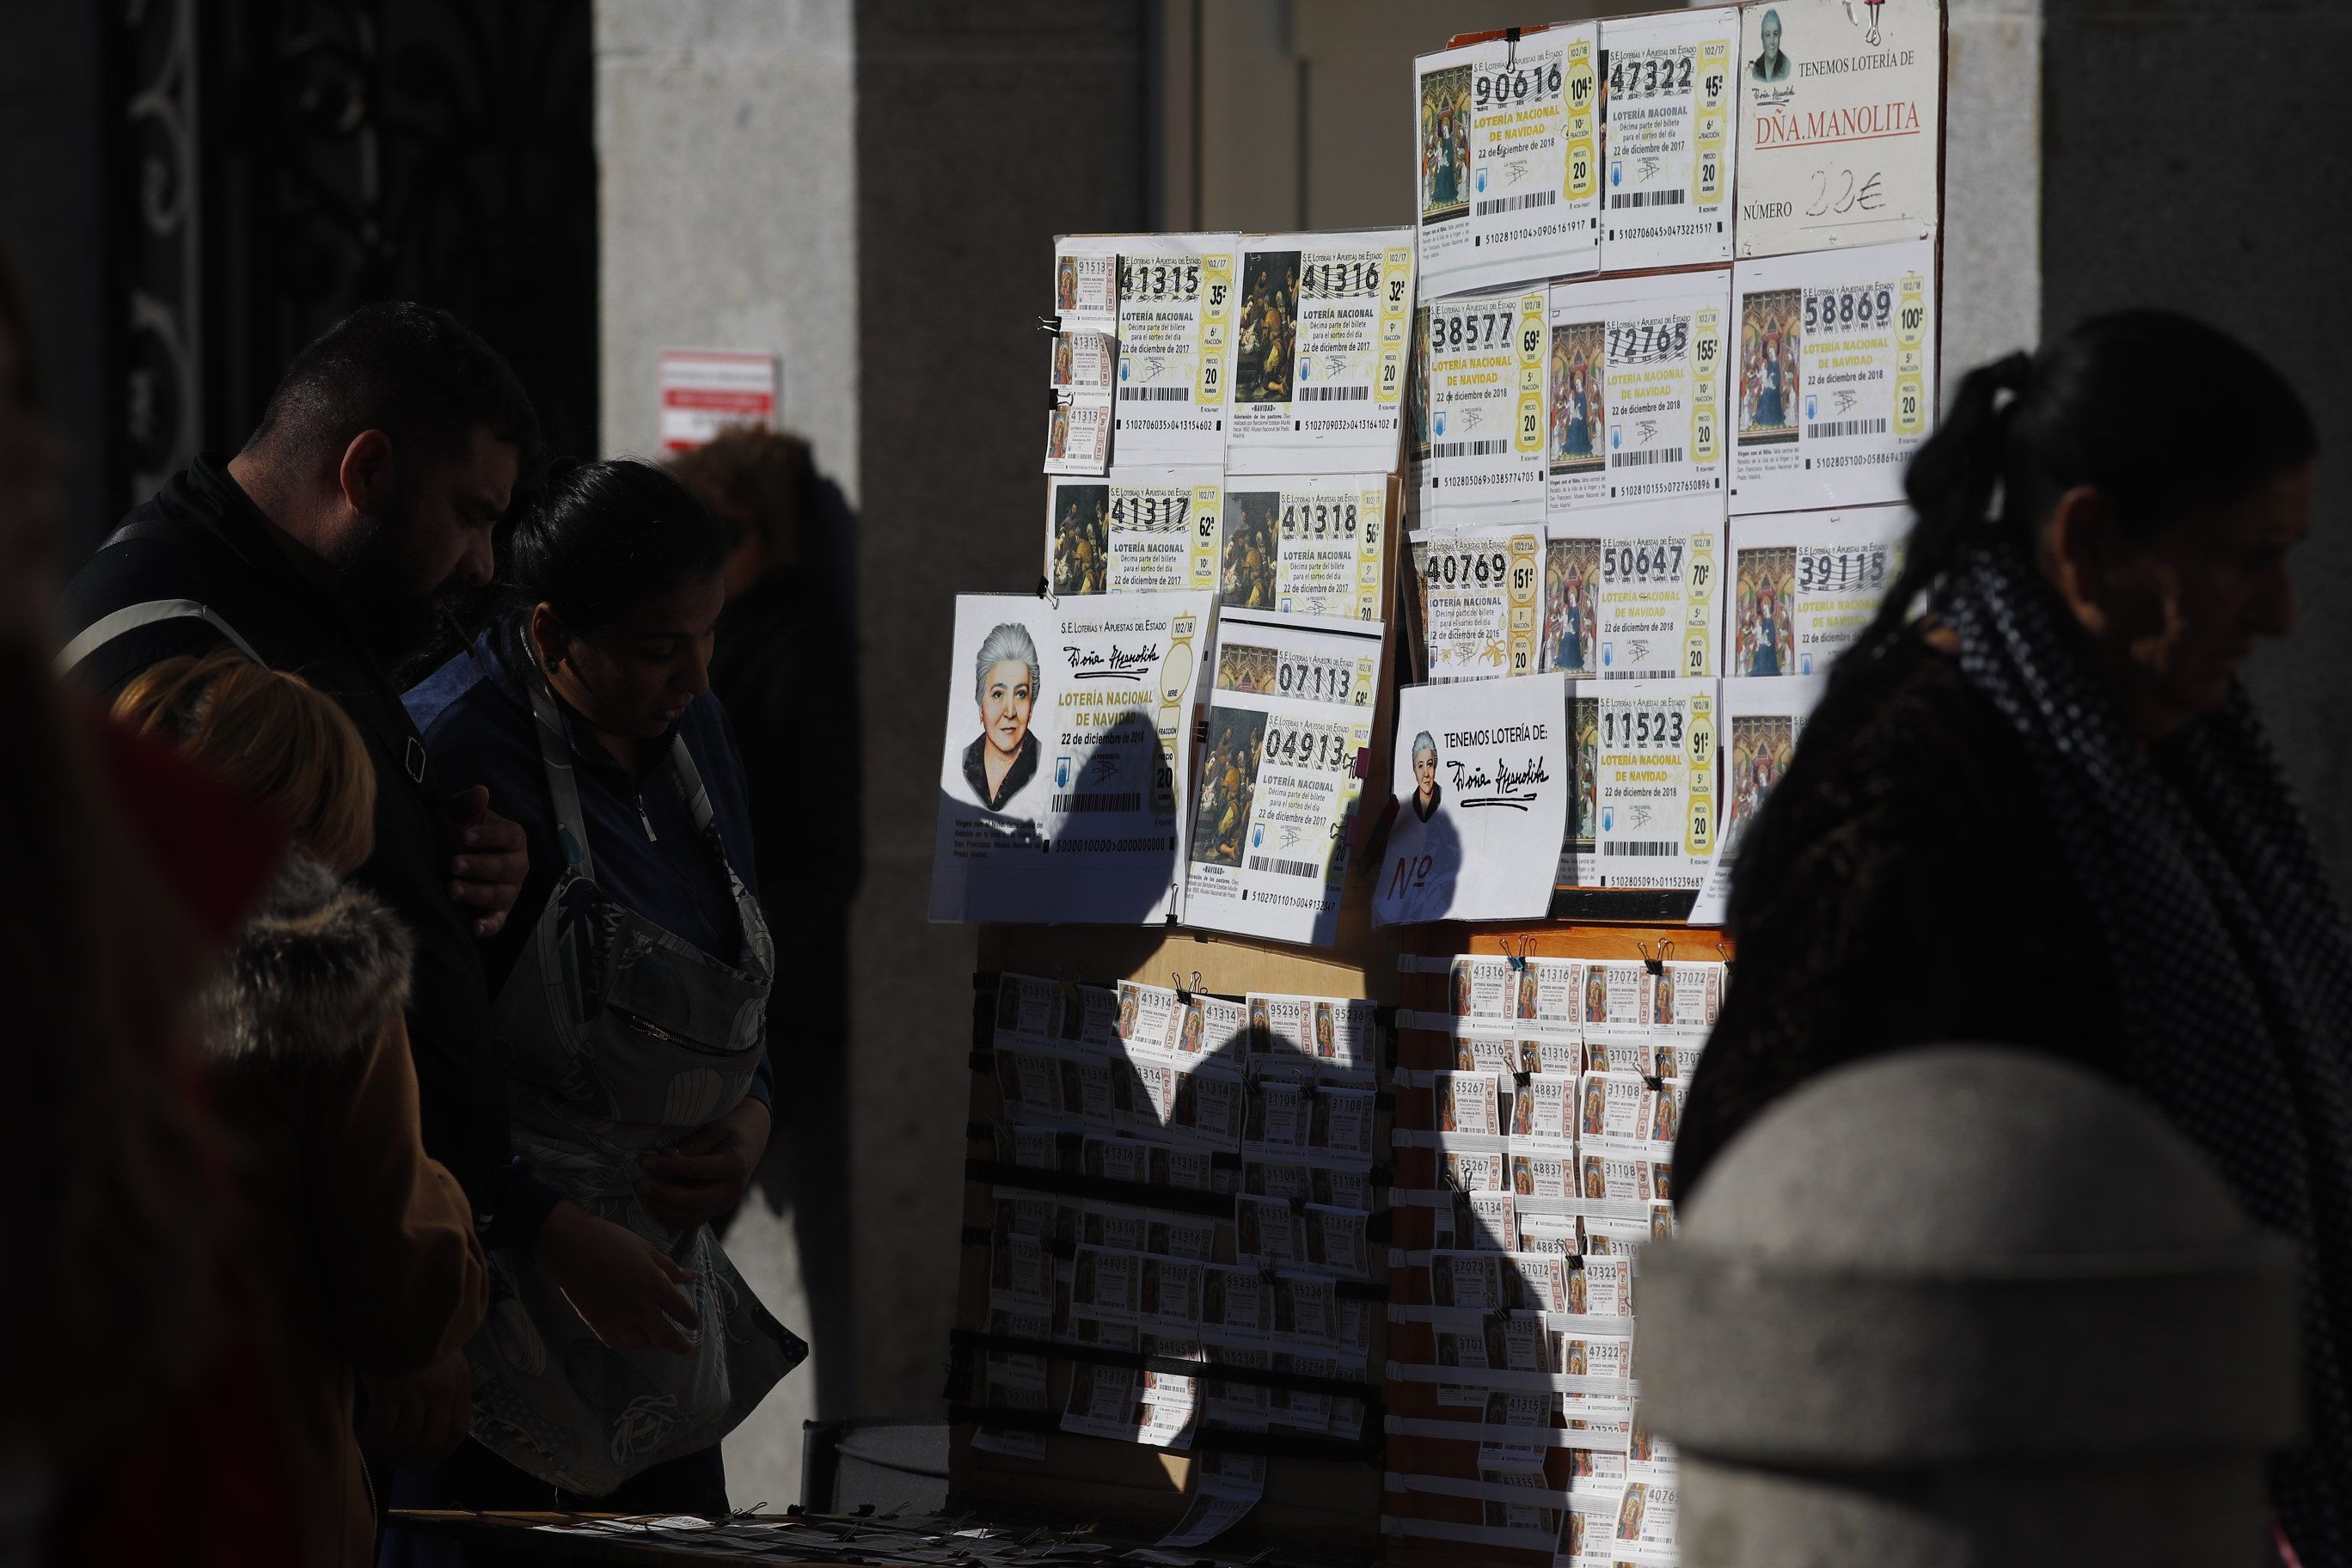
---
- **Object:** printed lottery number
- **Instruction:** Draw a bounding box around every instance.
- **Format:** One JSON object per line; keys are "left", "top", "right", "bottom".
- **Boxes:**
{"left": 1264, "top": 718, "right": 1354, "bottom": 774}
{"left": 1302, "top": 260, "right": 1381, "bottom": 299}
{"left": 1111, "top": 493, "right": 1189, "bottom": 530}
{"left": 1603, "top": 540, "right": 1685, "bottom": 584}
{"left": 1433, "top": 310, "right": 1514, "bottom": 354}
{"left": 1431, "top": 548, "right": 1510, "bottom": 588}
{"left": 1121, "top": 259, "right": 1203, "bottom": 303}
{"left": 1280, "top": 500, "right": 1360, "bottom": 539}
{"left": 1606, "top": 319, "right": 1692, "bottom": 365}
{"left": 1602, "top": 706, "right": 1687, "bottom": 751}
{"left": 1608, "top": 52, "right": 1694, "bottom": 100}
{"left": 1276, "top": 657, "right": 1353, "bottom": 705}
{"left": 1803, "top": 286, "right": 1895, "bottom": 334}
{"left": 1797, "top": 548, "right": 1889, "bottom": 595}
{"left": 1474, "top": 61, "right": 1564, "bottom": 106}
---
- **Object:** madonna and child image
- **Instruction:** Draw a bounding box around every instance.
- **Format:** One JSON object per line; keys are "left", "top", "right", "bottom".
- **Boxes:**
{"left": 964, "top": 622, "right": 1042, "bottom": 812}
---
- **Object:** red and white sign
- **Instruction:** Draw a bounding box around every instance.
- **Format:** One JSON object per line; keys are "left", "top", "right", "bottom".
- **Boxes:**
{"left": 658, "top": 348, "right": 780, "bottom": 450}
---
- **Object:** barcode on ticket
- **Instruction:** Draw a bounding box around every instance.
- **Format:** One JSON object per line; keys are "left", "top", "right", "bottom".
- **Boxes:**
{"left": 1475, "top": 190, "right": 1559, "bottom": 217}
{"left": 1054, "top": 793, "right": 1142, "bottom": 812}
{"left": 1614, "top": 446, "right": 1686, "bottom": 469}
{"left": 1608, "top": 189, "right": 1687, "bottom": 210}
{"left": 1297, "top": 385, "right": 1369, "bottom": 402}
{"left": 1247, "top": 854, "right": 1325, "bottom": 879}
{"left": 1807, "top": 417, "right": 1888, "bottom": 438}
{"left": 1603, "top": 841, "right": 1681, "bottom": 857}
{"left": 1433, "top": 438, "right": 1510, "bottom": 458}
{"left": 1121, "top": 386, "right": 1196, "bottom": 402}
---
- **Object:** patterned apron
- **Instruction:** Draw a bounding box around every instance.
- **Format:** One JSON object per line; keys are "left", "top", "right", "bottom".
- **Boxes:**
{"left": 466, "top": 661, "right": 806, "bottom": 1496}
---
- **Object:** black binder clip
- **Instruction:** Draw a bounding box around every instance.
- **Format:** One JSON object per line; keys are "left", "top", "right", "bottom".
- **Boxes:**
{"left": 1638, "top": 938, "right": 1665, "bottom": 977}
{"left": 1504, "top": 26, "right": 1522, "bottom": 70}
{"left": 1038, "top": 313, "right": 1063, "bottom": 334}
{"left": 1046, "top": 388, "right": 1069, "bottom": 411}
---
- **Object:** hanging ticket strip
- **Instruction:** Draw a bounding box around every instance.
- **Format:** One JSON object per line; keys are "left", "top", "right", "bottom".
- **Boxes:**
{"left": 1379, "top": 950, "right": 1720, "bottom": 1564}
{"left": 957, "top": 971, "right": 1406, "bottom": 1546}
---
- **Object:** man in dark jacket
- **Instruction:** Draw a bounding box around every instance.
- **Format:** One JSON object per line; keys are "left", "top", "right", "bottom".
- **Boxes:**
{"left": 56, "top": 303, "right": 553, "bottom": 1443}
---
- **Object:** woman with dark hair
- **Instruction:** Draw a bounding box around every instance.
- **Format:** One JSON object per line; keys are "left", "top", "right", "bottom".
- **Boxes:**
{"left": 402, "top": 459, "right": 805, "bottom": 1514}
{"left": 1675, "top": 310, "right": 2350, "bottom": 1560}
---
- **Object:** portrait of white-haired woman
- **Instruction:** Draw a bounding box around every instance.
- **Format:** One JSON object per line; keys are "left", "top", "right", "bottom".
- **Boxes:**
{"left": 1409, "top": 731, "right": 1442, "bottom": 822}
{"left": 962, "top": 622, "right": 1043, "bottom": 812}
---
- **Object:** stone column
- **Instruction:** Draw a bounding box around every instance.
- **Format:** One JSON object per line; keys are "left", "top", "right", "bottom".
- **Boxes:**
{"left": 1641, "top": 1046, "right": 2300, "bottom": 1567}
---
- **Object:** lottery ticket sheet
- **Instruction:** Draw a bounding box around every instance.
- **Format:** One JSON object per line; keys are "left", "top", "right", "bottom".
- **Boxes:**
{"left": 1155, "top": 1452, "right": 1267, "bottom": 1549}
{"left": 931, "top": 591, "right": 1212, "bottom": 924}
{"left": 1216, "top": 475, "right": 1392, "bottom": 621}
{"left": 1046, "top": 236, "right": 1121, "bottom": 476}
{"left": 1589, "top": 499, "right": 1726, "bottom": 682}
{"left": 1556, "top": 682, "right": 1600, "bottom": 886}
{"left": 1687, "top": 672, "right": 1826, "bottom": 923}
{"left": 1185, "top": 609, "right": 1383, "bottom": 947}
{"left": 1726, "top": 503, "right": 1909, "bottom": 677}
{"left": 1375, "top": 676, "right": 1570, "bottom": 927}
{"left": 1735, "top": 0, "right": 1944, "bottom": 259}
{"left": 1044, "top": 469, "right": 1222, "bottom": 597}
{"left": 1412, "top": 24, "right": 1602, "bottom": 299}
{"left": 1226, "top": 230, "right": 1415, "bottom": 475}
{"left": 1414, "top": 524, "right": 1543, "bottom": 684}
{"left": 1417, "top": 289, "right": 1551, "bottom": 532}
{"left": 1114, "top": 233, "right": 1241, "bottom": 469}
{"left": 1730, "top": 236, "right": 1937, "bottom": 514}
{"left": 1585, "top": 677, "right": 1718, "bottom": 891}
{"left": 1543, "top": 267, "right": 1730, "bottom": 517}
{"left": 1596, "top": 7, "right": 1739, "bottom": 270}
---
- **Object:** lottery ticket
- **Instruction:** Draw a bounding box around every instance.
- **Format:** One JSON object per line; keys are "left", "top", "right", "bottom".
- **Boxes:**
{"left": 1545, "top": 269, "right": 1731, "bottom": 519}
{"left": 1643, "top": 959, "right": 1726, "bottom": 1035}
{"left": 1726, "top": 503, "right": 1909, "bottom": 677}
{"left": 1689, "top": 671, "right": 1827, "bottom": 923}
{"left": 1185, "top": 610, "right": 1381, "bottom": 947}
{"left": 1216, "top": 476, "right": 1391, "bottom": 621}
{"left": 1589, "top": 677, "right": 1718, "bottom": 890}
{"left": 932, "top": 592, "right": 1211, "bottom": 923}
{"left": 1436, "top": 1071, "right": 1506, "bottom": 1137}
{"left": 1510, "top": 1148, "right": 1578, "bottom": 1200}
{"left": 1515, "top": 956, "right": 1584, "bottom": 1024}
{"left": 1413, "top": 25, "right": 1602, "bottom": 298}
{"left": 1227, "top": 230, "right": 1414, "bottom": 475}
{"left": 1044, "top": 394, "right": 1112, "bottom": 476}
{"left": 1448, "top": 954, "right": 1514, "bottom": 1019}
{"left": 1416, "top": 525, "right": 1543, "bottom": 683}
{"left": 1590, "top": 500, "right": 1726, "bottom": 681}
{"left": 1044, "top": 470, "right": 1222, "bottom": 597}
{"left": 1155, "top": 1450, "right": 1265, "bottom": 1549}
{"left": 1418, "top": 290, "right": 1551, "bottom": 531}
{"left": 1730, "top": 236, "right": 1938, "bottom": 514}
{"left": 1376, "top": 675, "right": 1570, "bottom": 925}
{"left": 1596, "top": 7, "right": 1739, "bottom": 269}
{"left": 1555, "top": 684, "right": 1600, "bottom": 886}
{"left": 1113, "top": 234, "right": 1240, "bottom": 469}
{"left": 1735, "top": 0, "right": 1943, "bottom": 259}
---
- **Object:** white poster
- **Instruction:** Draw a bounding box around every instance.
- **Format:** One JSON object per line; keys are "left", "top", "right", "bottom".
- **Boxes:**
{"left": 1596, "top": 7, "right": 1739, "bottom": 270}
{"left": 1114, "top": 233, "right": 1240, "bottom": 468}
{"left": 1375, "top": 676, "right": 1570, "bottom": 927}
{"left": 1735, "top": 0, "right": 1943, "bottom": 258}
{"left": 1044, "top": 470, "right": 1222, "bottom": 597}
{"left": 1727, "top": 504, "right": 1908, "bottom": 677}
{"left": 1226, "top": 230, "right": 1414, "bottom": 475}
{"left": 1414, "top": 525, "right": 1543, "bottom": 684}
{"left": 1544, "top": 268, "right": 1730, "bottom": 517}
{"left": 1592, "top": 677, "right": 1718, "bottom": 891}
{"left": 1687, "top": 672, "right": 1824, "bottom": 923}
{"left": 1417, "top": 289, "right": 1550, "bottom": 531}
{"left": 1185, "top": 610, "right": 1383, "bottom": 947}
{"left": 1217, "top": 475, "right": 1391, "bottom": 621}
{"left": 1591, "top": 499, "right": 1726, "bottom": 681}
{"left": 1730, "top": 237, "right": 1936, "bottom": 515}
{"left": 930, "top": 591, "right": 1212, "bottom": 924}
{"left": 1412, "top": 26, "right": 1602, "bottom": 299}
